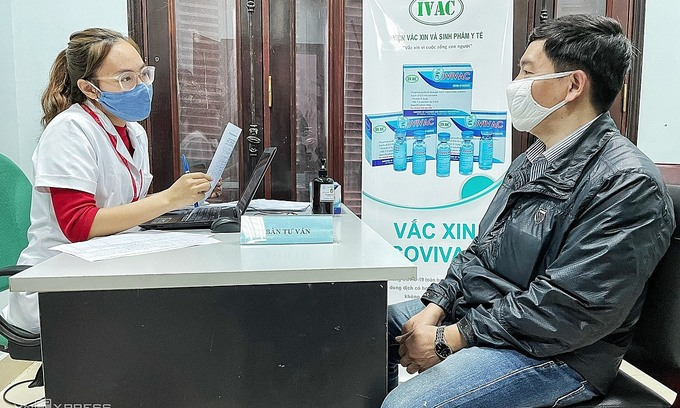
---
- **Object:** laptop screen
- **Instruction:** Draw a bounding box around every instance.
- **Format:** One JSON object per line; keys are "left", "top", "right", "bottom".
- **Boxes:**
{"left": 236, "top": 146, "right": 277, "bottom": 215}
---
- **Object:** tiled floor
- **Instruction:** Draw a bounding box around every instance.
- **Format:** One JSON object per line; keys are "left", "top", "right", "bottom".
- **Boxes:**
{"left": 0, "top": 355, "right": 43, "bottom": 408}
{"left": 0, "top": 354, "right": 676, "bottom": 407}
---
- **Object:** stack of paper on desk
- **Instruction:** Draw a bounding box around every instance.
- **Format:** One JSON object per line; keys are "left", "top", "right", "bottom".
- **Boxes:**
{"left": 52, "top": 231, "right": 220, "bottom": 262}
{"left": 247, "top": 199, "right": 311, "bottom": 213}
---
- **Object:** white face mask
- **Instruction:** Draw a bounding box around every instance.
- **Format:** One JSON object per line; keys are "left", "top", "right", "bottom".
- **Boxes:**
{"left": 506, "top": 71, "right": 574, "bottom": 132}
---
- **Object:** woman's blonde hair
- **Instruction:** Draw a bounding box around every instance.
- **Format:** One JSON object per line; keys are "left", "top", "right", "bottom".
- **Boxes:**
{"left": 41, "top": 28, "right": 141, "bottom": 127}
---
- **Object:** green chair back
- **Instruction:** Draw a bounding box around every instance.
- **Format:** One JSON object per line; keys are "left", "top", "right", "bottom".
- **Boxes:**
{"left": 0, "top": 154, "right": 31, "bottom": 349}
{"left": 0, "top": 153, "right": 32, "bottom": 285}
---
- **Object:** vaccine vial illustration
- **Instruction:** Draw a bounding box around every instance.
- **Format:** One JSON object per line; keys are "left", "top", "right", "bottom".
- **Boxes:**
{"left": 412, "top": 130, "right": 427, "bottom": 175}
{"left": 459, "top": 130, "right": 474, "bottom": 175}
{"left": 479, "top": 130, "right": 493, "bottom": 170}
{"left": 436, "top": 132, "right": 451, "bottom": 177}
{"left": 393, "top": 129, "right": 407, "bottom": 172}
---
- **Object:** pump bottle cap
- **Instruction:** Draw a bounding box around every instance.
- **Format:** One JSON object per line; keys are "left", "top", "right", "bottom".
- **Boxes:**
{"left": 319, "top": 158, "right": 328, "bottom": 177}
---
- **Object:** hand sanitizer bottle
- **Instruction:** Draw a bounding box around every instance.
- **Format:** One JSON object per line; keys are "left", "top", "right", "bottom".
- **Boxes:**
{"left": 459, "top": 131, "right": 474, "bottom": 176}
{"left": 393, "top": 129, "right": 407, "bottom": 172}
{"left": 312, "top": 158, "right": 334, "bottom": 214}
{"left": 436, "top": 132, "right": 451, "bottom": 177}
{"left": 412, "top": 130, "right": 427, "bottom": 175}
{"left": 479, "top": 130, "right": 493, "bottom": 170}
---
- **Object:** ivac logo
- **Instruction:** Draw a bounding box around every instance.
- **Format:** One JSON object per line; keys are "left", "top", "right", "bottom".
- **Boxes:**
{"left": 404, "top": 74, "right": 419, "bottom": 83}
{"left": 438, "top": 120, "right": 452, "bottom": 129}
{"left": 409, "top": 0, "right": 464, "bottom": 26}
{"left": 373, "top": 124, "right": 387, "bottom": 133}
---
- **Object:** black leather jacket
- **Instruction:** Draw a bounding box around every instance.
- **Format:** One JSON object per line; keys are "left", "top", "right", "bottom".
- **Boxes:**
{"left": 421, "top": 113, "right": 675, "bottom": 394}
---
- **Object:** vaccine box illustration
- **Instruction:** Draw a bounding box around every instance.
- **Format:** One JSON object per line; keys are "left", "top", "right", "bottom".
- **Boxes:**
{"left": 403, "top": 63, "right": 473, "bottom": 116}
{"left": 437, "top": 111, "right": 507, "bottom": 164}
{"left": 365, "top": 112, "right": 437, "bottom": 167}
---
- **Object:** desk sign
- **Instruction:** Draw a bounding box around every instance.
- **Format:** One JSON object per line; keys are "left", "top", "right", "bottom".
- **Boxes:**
{"left": 240, "top": 214, "right": 335, "bottom": 245}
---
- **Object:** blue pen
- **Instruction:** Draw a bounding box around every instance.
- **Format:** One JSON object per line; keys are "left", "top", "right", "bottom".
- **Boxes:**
{"left": 181, "top": 154, "right": 199, "bottom": 207}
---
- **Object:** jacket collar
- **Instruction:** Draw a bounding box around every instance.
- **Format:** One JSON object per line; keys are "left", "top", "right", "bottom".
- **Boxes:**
{"left": 513, "top": 112, "right": 620, "bottom": 199}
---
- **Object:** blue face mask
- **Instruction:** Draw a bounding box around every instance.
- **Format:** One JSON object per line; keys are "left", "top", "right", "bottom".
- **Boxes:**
{"left": 95, "top": 82, "right": 153, "bottom": 122}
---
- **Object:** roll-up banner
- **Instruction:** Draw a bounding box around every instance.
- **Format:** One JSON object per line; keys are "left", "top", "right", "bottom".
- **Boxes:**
{"left": 362, "top": 0, "right": 514, "bottom": 304}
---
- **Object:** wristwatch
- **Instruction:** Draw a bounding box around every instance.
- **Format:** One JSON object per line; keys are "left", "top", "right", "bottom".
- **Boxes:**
{"left": 434, "top": 326, "right": 453, "bottom": 360}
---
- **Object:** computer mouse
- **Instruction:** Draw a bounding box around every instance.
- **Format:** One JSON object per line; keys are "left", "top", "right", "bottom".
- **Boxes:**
{"left": 210, "top": 217, "right": 241, "bottom": 233}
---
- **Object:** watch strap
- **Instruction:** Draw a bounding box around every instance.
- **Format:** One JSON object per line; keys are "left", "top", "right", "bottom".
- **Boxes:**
{"left": 434, "top": 326, "right": 453, "bottom": 360}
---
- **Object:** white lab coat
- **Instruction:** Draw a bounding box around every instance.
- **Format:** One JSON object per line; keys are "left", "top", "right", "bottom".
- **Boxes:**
{"left": 1, "top": 100, "right": 152, "bottom": 333}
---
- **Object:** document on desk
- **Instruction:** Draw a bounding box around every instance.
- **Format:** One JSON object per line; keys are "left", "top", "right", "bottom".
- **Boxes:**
{"left": 52, "top": 231, "right": 220, "bottom": 262}
{"left": 248, "top": 199, "right": 311, "bottom": 212}
{"left": 213, "top": 199, "right": 311, "bottom": 213}
{"left": 204, "top": 122, "right": 242, "bottom": 200}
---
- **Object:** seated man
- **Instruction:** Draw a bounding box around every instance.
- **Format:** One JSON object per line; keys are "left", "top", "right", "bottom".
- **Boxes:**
{"left": 383, "top": 14, "right": 675, "bottom": 408}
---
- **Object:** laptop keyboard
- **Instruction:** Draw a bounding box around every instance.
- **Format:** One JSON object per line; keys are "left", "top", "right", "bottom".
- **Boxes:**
{"left": 182, "top": 206, "right": 232, "bottom": 222}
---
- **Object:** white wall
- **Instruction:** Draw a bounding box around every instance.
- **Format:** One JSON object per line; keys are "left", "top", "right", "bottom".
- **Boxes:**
{"left": 0, "top": 0, "right": 128, "bottom": 180}
{"left": 0, "top": 1, "right": 20, "bottom": 167}
{"left": 637, "top": 1, "right": 680, "bottom": 164}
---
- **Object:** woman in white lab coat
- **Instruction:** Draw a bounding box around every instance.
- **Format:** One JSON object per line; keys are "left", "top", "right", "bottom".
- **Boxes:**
{"left": 1, "top": 28, "right": 213, "bottom": 333}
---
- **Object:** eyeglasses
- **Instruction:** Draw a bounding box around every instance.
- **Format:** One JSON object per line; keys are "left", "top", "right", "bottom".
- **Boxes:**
{"left": 91, "top": 66, "right": 156, "bottom": 92}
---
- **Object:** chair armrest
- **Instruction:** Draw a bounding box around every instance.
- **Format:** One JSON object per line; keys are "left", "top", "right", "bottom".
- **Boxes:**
{"left": 0, "top": 264, "right": 41, "bottom": 351}
{"left": 0, "top": 313, "right": 42, "bottom": 360}
{"left": 0, "top": 265, "right": 31, "bottom": 277}
{"left": 0, "top": 314, "right": 40, "bottom": 347}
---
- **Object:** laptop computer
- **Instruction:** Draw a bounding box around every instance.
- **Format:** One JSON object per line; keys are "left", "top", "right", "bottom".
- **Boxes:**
{"left": 139, "top": 146, "right": 277, "bottom": 231}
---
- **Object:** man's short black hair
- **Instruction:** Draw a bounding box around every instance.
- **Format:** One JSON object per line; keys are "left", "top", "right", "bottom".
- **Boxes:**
{"left": 529, "top": 14, "right": 633, "bottom": 113}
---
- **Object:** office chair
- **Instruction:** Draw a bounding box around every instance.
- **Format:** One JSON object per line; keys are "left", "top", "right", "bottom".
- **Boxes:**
{"left": 0, "top": 153, "right": 41, "bottom": 364}
{"left": 572, "top": 183, "right": 680, "bottom": 407}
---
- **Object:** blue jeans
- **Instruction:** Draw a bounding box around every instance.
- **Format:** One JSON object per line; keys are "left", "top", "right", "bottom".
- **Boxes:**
{"left": 383, "top": 300, "right": 599, "bottom": 408}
